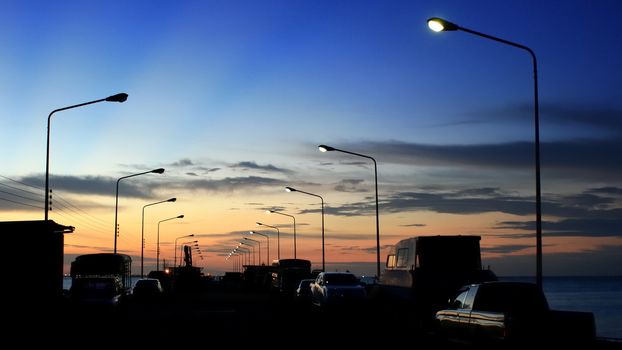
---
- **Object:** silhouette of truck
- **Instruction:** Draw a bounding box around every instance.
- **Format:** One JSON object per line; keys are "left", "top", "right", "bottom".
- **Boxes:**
{"left": 70, "top": 253, "right": 132, "bottom": 305}
{"left": 270, "top": 259, "right": 312, "bottom": 294}
{"left": 436, "top": 281, "right": 596, "bottom": 345}
{"left": 378, "top": 236, "right": 497, "bottom": 323}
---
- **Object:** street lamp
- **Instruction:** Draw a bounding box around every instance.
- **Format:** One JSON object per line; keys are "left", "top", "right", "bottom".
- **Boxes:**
{"left": 244, "top": 237, "right": 261, "bottom": 265}
{"left": 427, "top": 17, "right": 543, "bottom": 290}
{"left": 257, "top": 221, "right": 279, "bottom": 259}
{"left": 114, "top": 167, "right": 165, "bottom": 253}
{"left": 240, "top": 241, "right": 256, "bottom": 265}
{"left": 250, "top": 230, "right": 270, "bottom": 264}
{"left": 141, "top": 197, "right": 176, "bottom": 277}
{"left": 285, "top": 187, "right": 325, "bottom": 271}
{"left": 319, "top": 144, "right": 381, "bottom": 279}
{"left": 157, "top": 214, "right": 184, "bottom": 271}
{"left": 235, "top": 246, "right": 250, "bottom": 266}
{"left": 179, "top": 241, "right": 198, "bottom": 266}
{"left": 174, "top": 234, "right": 194, "bottom": 268}
{"left": 45, "top": 93, "right": 128, "bottom": 220}
{"left": 266, "top": 210, "right": 296, "bottom": 259}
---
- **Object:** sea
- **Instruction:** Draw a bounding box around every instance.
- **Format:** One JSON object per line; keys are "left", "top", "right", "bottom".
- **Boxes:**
{"left": 62, "top": 275, "right": 621, "bottom": 339}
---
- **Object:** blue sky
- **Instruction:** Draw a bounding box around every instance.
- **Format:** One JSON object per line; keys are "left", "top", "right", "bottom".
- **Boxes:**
{"left": 1, "top": 0, "right": 621, "bottom": 276}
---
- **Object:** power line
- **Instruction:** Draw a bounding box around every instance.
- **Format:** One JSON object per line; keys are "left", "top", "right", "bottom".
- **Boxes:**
{"left": 0, "top": 196, "right": 43, "bottom": 209}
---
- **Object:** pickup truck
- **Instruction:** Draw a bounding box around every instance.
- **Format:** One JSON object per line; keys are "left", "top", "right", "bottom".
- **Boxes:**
{"left": 435, "top": 282, "right": 596, "bottom": 345}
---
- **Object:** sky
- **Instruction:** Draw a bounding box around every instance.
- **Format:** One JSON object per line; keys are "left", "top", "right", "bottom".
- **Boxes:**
{"left": 1, "top": 0, "right": 621, "bottom": 277}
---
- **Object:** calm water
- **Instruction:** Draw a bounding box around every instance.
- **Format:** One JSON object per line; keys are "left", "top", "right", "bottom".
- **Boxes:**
{"left": 63, "top": 275, "right": 622, "bottom": 339}
{"left": 500, "top": 276, "right": 622, "bottom": 339}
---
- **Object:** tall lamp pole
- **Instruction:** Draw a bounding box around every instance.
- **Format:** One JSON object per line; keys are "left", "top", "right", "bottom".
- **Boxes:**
{"left": 250, "top": 230, "right": 270, "bottom": 264}
{"left": 427, "top": 17, "right": 543, "bottom": 290}
{"left": 285, "top": 187, "right": 324, "bottom": 271}
{"left": 45, "top": 93, "right": 128, "bottom": 220}
{"left": 240, "top": 241, "right": 256, "bottom": 265}
{"left": 114, "top": 167, "right": 165, "bottom": 253}
{"left": 244, "top": 237, "right": 261, "bottom": 265}
{"left": 319, "top": 145, "right": 381, "bottom": 279}
{"left": 257, "top": 220, "right": 280, "bottom": 260}
{"left": 174, "top": 234, "right": 194, "bottom": 268}
{"left": 266, "top": 210, "right": 296, "bottom": 259}
{"left": 157, "top": 214, "right": 184, "bottom": 271}
{"left": 141, "top": 197, "right": 176, "bottom": 277}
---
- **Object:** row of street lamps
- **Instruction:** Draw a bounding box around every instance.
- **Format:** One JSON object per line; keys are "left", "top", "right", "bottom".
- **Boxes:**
{"left": 46, "top": 17, "right": 543, "bottom": 287}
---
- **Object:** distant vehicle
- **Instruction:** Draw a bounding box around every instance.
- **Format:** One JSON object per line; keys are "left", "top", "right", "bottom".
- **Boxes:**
{"left": 310, "top": 272, "right": 367, "bottom": 309}
{"left": 69, "top": 253, "right": 132, "bottom": 307}
{"left": 295, "top": 279, "right": 315, "bottom": 302}
{"left": 70, "top": 276, "right": 123, "bottom": 307}
{"left": 271, "top": 259, "right": 312, "bottom": 294}
{"left": 436, "top": 282, "right": 596, "bottom": 345}
{"left": 378, "top": 236, "right": 497, "bottom": 322}
{"left": 132, "top": 278, "right": 164, "bottom": 299}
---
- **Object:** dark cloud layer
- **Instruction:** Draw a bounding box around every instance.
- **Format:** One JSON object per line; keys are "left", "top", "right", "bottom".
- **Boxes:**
{"left": 332, "top": 138, "right": 622, "bottom": 180}
{"left": 230, "top": 161, "right": 293, "bottom": 174}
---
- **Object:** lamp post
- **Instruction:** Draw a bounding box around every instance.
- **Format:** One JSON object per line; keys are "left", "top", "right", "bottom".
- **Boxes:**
{"left": 266, "top": 210, "right": 296, "bottom": 259}
{"left": 45, "top": 93, "right": 128, "bottom": 220}
{"left": 240, "top": 241, "right": 256, "bottom": 265}
{"left": 174, "top": 234, "right": 194, "bottom": 268}
{"left": 114, "top": 167, "right": 165, "bottom": 254}
{"left": 319, "top": 144, "right": 381, "bottom": 279}
{"left": 257, "top": 221, "right": 279, "bottom": 259}
{"left": 141, "top": 197, "right": 176, "bottom": 277}
{"left": 236, "top": 246, "right": 250, "bottom": 266}
{"left": 285, "top": 187, "right": 324, "bottom": 271}
{"left": 157, "top": 214, "right": 184, "bottom": 271}
{"left": 250, "top": 230, "right": 270, "bottom": 264}
{"left": 179, "top": 241, "right": 198, "bottom": 266}
{"left": 427, "top": 17, "right": 543, "bottom": 290}
{"left": 244, "top": 237, "right": 261, "bottom": 265}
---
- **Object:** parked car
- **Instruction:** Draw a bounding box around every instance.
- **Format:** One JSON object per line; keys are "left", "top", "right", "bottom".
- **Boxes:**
{"left": 132, "top": 278, "right": 164, "bottom": 300}
{"left": 310, "top": 272, "right": 367, "bottom": 309}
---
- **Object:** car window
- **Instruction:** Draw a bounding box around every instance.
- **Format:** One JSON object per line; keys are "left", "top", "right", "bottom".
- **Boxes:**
{"left": 451, "top": 289, "right": 469, "bottom": 309}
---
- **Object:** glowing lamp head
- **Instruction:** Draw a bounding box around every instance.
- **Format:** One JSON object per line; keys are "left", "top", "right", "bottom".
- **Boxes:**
{"left": 427, "top": 17, "right": 459, "bottom": 32}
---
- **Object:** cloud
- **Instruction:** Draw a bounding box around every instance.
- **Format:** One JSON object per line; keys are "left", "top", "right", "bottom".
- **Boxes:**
{"left": 481, "top": 244, "right": 533, "bottom": 254}
{"left": 334, "top": 179, "right": 368, "bottom": 193}
{"left": 21, "top": 174, "right": 155, "bottom": 199}
{"left": 496, "top": 217, "right": 622, "bottom": 238}
{"left": 185, "top": 172, "right": 198, "bottom": 176}
{"left": 230, "top": 161, "right": 293, "bottom": 174}
{"left": 331, "top": 138, "right": 622, "bottom": 181}
{"left": 400, "top": 223, "right": 426, "bottom": 227}
{"left": 586, "top": 187, "right": 622, "bottom": 196}
{"left": 170, "top": 158, "right": 194, "bottom": 167}
{"left": 483, "top": 245, "right": 622, "bottom": 276}
{"left": 169, "top": 176, "right": 287, "bottom": 193}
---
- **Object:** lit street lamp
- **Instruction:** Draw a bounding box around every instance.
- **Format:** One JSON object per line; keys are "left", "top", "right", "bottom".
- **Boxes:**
{"left": 250, "top": 230, "right": 270, "bottom": 264}
{"left": 45, "top": 93, "right": 128, "bottom": 220}
{"left": 285, "top": 187, "right": 324, "bottom": 271}
{"left": 319, "top": 144, "right": 381, "bottom": 279}
{"left": 157, "top": 214, "right": 184, "bottom": 271}
{"left": 114, "top": 167, "right": 165, "bottom": 254}
{"left": 257, "top": 221, "right": 279, "bottom": 259}
{"left": 141, "top": 197, "right": 176, "bottom": 277}
{"left": 427, "top": 17, "right": 543, "bottom": 290}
